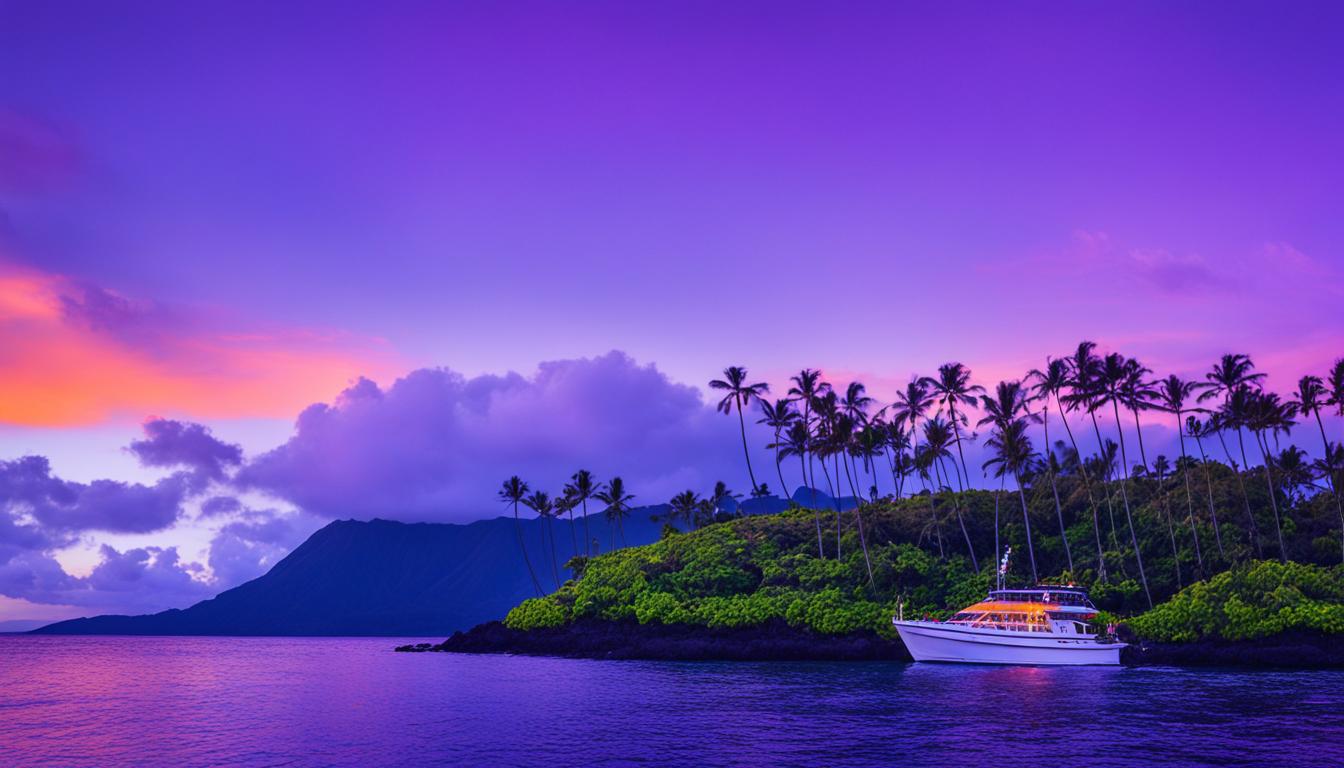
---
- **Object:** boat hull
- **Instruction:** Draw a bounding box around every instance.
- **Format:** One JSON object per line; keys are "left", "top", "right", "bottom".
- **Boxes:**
{"left": 894, "top": 621, "right": 1125, "bottom": 666}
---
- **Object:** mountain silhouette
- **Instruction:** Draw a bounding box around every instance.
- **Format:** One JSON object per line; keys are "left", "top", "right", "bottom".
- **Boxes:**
{"left": 33, "top": 491, "right": 836, "bottom": 636}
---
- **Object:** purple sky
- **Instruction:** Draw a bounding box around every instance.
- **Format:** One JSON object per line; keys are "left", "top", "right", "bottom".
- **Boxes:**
{"left": 1, "top": 2, "right": 1342, "bottom": 623}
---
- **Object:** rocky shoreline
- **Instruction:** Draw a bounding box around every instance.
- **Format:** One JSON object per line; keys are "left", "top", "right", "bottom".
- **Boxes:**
{"left": 397, "top": 618, "right": 911, "bottom": 661}
{"left": 399, "top": 620, "right": 1344, "bottom": 668}
{"left": 1121, "top": 630, "right": 1344, "bottom": 668}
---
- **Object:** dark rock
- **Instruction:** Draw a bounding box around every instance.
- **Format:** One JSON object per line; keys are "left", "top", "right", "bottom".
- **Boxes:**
{"left": 403, "top": 618, "right": 912, "bottom": 661}
{"left": 1124, "top": 630, "right": 1344, "bottom": 668}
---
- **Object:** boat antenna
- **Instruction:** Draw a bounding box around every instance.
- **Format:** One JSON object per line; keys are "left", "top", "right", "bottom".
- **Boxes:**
{"left": 997, "top": 546, "right": 1011, "bottom": 591}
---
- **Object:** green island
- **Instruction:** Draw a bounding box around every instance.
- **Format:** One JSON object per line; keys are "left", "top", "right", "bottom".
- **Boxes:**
{"left": 403, "top": 353, "right": 1344, "bottom": 666}
{"left": 413, "top": 477, "right": 1344, "bottom": 666}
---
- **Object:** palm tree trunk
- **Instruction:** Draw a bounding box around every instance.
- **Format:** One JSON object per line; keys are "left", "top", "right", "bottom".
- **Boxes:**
{"left": 1252, "top": 429, "right": 1288, "bottom": 562}
{"left": 925, "top": 470, "right": 944, "bottom": 558}
{"left": 772, "top": 427, "right": 790, "bottom": 506}
{"left": 567, "top": 506, "right": 579, "bottom": 561}
{"left": 1015, "top": 474, "right": 1038, "bottom": 584}
{"left": 855, "top": 506, "right": 875, "bottom": 586}
{"left": 1111, "top": 400, "right": 1152, "bottom": 609}
{"left": 948, "top": 403, "right": 974, "bottom": 495}
{"left": 545, "top": 514, "right": 561, "bottom": 589}
{"left": 1312, "top": 410, "right": 1344, "bottom": 564}
{"left": 1192, "top": 431, "right": 1226, "bottom": 558}
{"left": 1131, "top": 406, "right": 1150, "bottom": 473}
{"left": 834, "top": 452, "right": 844, "bottom": 556}
{"left": 939, "top": 457, "right": 977, "bottom": 572}
{"left": 1057, "top": 399, "right": 1106, "bottom": 581}
{"left": 1088, "top": 410, "right": 1124, "bottom": 555}
{"left": 735, "top": 400, "right": 759, "bottom": 494}
{"left": 514, "top": 502, "right": 543, "bottom": 597}
{"left": 1219, "top": 427, "right": 1262, "bottom": 556}
{"left": 1174, "top": 413, "right": 1204, "bottom": 575}
{"left": 580, "top": 498, "right": 592, "bottom": 557}
{"left": 1040, "top": 402, "right": 1073, "bottom": 573}
{"left": 1158, "top": 472, "right": 1182, "bottom": 587}
{"left": 803, "top": 452, "right": 824, "bottom": 558}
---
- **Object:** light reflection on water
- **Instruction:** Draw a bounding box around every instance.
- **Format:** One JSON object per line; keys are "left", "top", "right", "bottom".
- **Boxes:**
{"left": 3, "top": 635, "right": 1342, "bottom": 767}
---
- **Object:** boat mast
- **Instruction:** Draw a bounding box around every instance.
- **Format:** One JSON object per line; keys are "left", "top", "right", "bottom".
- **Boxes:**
{"left": 997, "top": 546, "right": 1011, "bottom": 591}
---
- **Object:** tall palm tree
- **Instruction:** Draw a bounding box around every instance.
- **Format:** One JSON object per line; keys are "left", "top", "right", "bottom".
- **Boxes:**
{"left": 1244, "top": 388, "right": 1293, "bottom": 562}
{"left": 709, "top": 366, "right": 770, "bottom": 495}
{"left": 854, "top": 424, "right": 887, "bottom": 501}
{"left": 1327, "top": 359, "right": 1344, "bottom": 421}
{"left": 1186, "top": 415, "right": 1226, "bottom": 557}
{"left": 555, "top": 489, "right": 580, "bottom": 562}
{"left": 757, "top": 398, "right": 799, "bottom": 505}
{"left": 570, "top": 469, "right": 598, "bottom": 557}
{"left": 923, "top": 415, "right": 976, "bottom": 571}
{"left": 788, "top": 369, "right": 827, "bottom": 513}
{"left": 595, "top": 477, "right": 635, "bottom": 550}
{"left": 1290, "top": 374, "right": 1344, "bottom": 563}
{"left": 1030, "top": 356, "right": 1105, "bottom": 580}
{"left": 922, "top": 363, "right": 984, "bottom": 492}
{"left": 1155, "top": 375, "right": 1207, "bottom": 570}
{"left": 891, "top": 377, "right": 936, "bottom": 499}
{"left": 1152, "top": 455, "right": 1182, "bottom": 587}
{"left": 984, "top": 417, "right": 1038, "bottom": 583}
{"left": 978, "top": 381, "right": 1043, "bottom": 572}
{"left": 1097, "top": 352, "right": 1152, "bottom": 608}
{"left": 1200, "top": 353, "right": 1266, "bottom": 556}
{"left": 1018, "top": 372, "right": 1072, "bottom": 574}
{"left": 498, "top": 476, "right": 543, "bottom": 597}
{"left": 1062, "top": 342, "right": 1124, "bottom": 559}
{"left": 1119, "top": 357, "right": 1156, "bottom": 473}
{"left": 523, "top": 490, "right": 560, "bottom": 589}
{"left": 775, "top": 420, "right": 825, "bottom": 557}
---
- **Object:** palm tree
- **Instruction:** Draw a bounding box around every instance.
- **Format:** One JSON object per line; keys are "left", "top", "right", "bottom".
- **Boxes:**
{"left": 841, "top": 381, "right": 875, "bottom": 501}
{"left": 984, "top": 418, "right": 1038, "bottom": 583}
{"left": 912, "top": 443, "right": 945, "bottom": 557}
{"left": 922, "top": 363, "right": 984, "bottom": 492}
{"left": 523, "top": 490, "right": 560, "bottom": 589}
{"left": 594, "top": 477, "right": 635, "bottom": 550}
{"left": 1030, "top": 356, "right": 1105, "bottom": 580}
{"left": 570, "top": 469, "right": 598, "bottom": 557}
{"left": 555, "top": 489, "right": 580, "bottom": 562}
{"left": 775, "top": 420, "right": 824, "bottom": 557}
{"left": 1152, "top": 455, "right": 1182, "bottom": 587}
{"left": 757, "top": 398, "right": 799, "bottom": 505}
{"left": 978, "top": 380, "right": 1040, "bottom": 573}
{"left": 1186, "top": 415, "right": 1226, "bottom": 557}
{"left": 708, "top": 480, "right": 741, "bottom": 520}
{"left": 710, "top": 366, "right": 770, "bottom": 496}
{"left": 788, "top": 369, "right": 827, "bottom": 514}
{"left": 1244, "top": 388, "right": 1293, "bottom": 561}
{"left": 1327, "top": 358, "right": 1344, "bottom": 420}
{"left": 1155, "top": 375, "right": 1207, "bottom": 570}
{"left": 891, "top": 377, "right": 936, "bottom": 500}
{"left": 1062, "top": 342, "right": 1124, "bottom": 560}
{"left": 1290, "top": 374, "right": 1344, "bottom": 563}
{"left": 1200, "top": 353, "right": 1266, "bottom": 556}
{"left": 1119, "top": 357, "right": 1156, "bottom": 473}
{"left": 498, "top": 476, "right": 543, "bottom": 597}
{"left": 667, "top": 490, "right": 703, "bottom": 529}
{"left": 923, "top": 415, "right": 977, "bottom": 571}
{"left": 1097, "top": 352, "right": 1151, "bottom": 608}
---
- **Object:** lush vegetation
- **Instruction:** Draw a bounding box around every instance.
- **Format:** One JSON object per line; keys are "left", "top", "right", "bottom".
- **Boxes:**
{"left": 1128, "top": 560, "right": 1344, "bottom": 642}
{"left": 498, "top": 345, "right": 1344, "bottom": 642}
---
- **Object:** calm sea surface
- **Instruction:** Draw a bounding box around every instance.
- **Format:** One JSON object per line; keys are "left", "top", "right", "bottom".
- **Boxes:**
{"left": 2, "top": 635, "right": 1342, "bottom": 767}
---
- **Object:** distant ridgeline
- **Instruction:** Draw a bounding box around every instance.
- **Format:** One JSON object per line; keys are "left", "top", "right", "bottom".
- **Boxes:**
{"left": 444, "top": 468, "right": 1344, "bottom": 663}
{"left": 32, "top": 489, "right": 847, "bottom": 636}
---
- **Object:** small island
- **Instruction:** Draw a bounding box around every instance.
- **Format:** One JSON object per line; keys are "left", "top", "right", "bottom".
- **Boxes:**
{"left": 400, "top": 500, "right": 1344, "bottom": 667}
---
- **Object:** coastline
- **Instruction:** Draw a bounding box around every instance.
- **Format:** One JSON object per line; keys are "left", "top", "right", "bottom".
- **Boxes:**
{"left": 400, "top": 620, "right": 1344, "bottom": 669}
{"left": 397, "top": 618, "right": 911, "bottom": 661}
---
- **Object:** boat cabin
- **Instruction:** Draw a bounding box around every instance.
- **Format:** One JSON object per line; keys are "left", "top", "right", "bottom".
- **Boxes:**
{"left": 944, "top": 587, "right": 1099, "bottom": 635}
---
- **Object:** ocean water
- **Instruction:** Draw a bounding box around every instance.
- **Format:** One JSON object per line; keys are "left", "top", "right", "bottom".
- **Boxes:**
{"left": 2, "top": 636, "right": 1342, "bottom": 767}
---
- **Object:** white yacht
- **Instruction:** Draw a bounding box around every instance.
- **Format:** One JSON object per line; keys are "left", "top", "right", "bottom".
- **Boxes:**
{"left": 892, "top": 559, "right": 1125, "bottom": 666}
